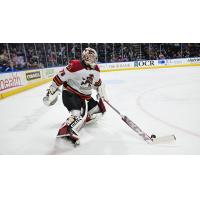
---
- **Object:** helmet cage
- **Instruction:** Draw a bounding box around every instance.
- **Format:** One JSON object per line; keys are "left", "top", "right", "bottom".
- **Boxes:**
{"left": 82, "top": 48, "right": 97, "bottom": 67}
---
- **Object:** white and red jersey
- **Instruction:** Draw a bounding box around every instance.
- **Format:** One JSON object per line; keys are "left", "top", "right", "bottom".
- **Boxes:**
{"left": 51, "top": 60, "right": 102, "bottom": 100}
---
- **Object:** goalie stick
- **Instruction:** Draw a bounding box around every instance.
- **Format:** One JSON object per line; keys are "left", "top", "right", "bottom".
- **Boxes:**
{"left": 104, "top": 99, "right": 176, "bottom": 144}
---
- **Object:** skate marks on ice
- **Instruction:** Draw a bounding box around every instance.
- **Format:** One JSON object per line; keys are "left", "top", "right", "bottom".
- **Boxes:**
{"left": 9, "top": 106, "right": 50, "bottom": 132}
{"left": 47, "top": 117, "right": 130, "bottom": 155}
{"left": 48, "top": 131, "right": 130, "bottom": 155}
{"left": 136, "top": 80, "right": 200, "bottom": 139}
{"left": 48, "top": 138, "right": 77, "bottom": 155}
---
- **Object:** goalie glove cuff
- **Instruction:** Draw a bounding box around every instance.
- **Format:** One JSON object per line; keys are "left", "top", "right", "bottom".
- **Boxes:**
{"left": 49, "top": 85, "right": 58, "bottom": 95}
{"left": 43, "top": 87, "right": 60, "bottom": 107}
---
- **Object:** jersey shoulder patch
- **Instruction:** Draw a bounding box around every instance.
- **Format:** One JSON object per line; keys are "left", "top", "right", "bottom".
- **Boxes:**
{"left": 67, "top": 60, "right": 84, "bottom": 72}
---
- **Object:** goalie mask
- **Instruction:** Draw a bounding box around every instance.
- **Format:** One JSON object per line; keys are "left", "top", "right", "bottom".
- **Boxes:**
{"left": 82, "top": 47, "right": 98, "bottom": 68}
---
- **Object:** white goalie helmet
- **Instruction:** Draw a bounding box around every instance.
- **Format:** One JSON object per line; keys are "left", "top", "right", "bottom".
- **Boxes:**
{"left": 82, "top": 47, "right": 98, "bottom": 68}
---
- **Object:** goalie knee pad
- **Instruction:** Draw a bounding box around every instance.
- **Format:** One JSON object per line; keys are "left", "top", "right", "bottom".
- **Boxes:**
{"left": 71, "top": 110, "right": 81, "bottom": 118}
{"left": 87, "top": 99, "right": 106, "bottom": 116}
{"left": 86, "top": 102, "right": 105, "bottom": 124}
{"left": 86, "top": 113, "right": 103, "bottom": 124}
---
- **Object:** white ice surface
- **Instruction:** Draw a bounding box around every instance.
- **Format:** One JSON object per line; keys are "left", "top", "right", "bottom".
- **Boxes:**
{"left": 0, "top": 66, "right": 200, "bottom": 154}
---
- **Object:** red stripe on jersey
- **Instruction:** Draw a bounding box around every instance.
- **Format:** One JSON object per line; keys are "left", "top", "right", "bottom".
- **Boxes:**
{"left": 56, "top": 75, "right": 63, "bottom": 84}
{"left": 63, "top": 82, "right": 91, "bottom": 100}
{"left": 53, "top": 78, "right": 60, "bottom": 86}
{"left": 53, "top": 75, "right": 63, "bottom": 86}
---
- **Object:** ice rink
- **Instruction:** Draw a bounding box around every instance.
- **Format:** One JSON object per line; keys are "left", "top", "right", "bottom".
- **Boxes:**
{"left": 0, "top": 66, "right": 200, "bottom": 154}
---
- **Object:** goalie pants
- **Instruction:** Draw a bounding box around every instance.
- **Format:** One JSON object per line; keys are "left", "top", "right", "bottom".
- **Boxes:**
{"left": 62, "top": 90, "right": 98, "bottom": 113}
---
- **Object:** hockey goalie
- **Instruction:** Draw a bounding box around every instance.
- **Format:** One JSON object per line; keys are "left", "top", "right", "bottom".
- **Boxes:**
{"left": 43, "top": 47, "right": 108, "bottom": 145}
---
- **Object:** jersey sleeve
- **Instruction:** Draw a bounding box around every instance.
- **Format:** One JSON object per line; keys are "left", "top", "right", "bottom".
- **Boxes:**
{"left": 51, "top": 64, "right": 74, "bottom": 88}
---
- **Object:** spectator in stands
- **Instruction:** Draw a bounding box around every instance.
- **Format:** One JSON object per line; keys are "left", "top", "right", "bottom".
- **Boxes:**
{"left": 0, "top": 49, "right": 12, "bottom": 72}
{"left": 0, "top": 43, "right": 200, "bottom": 73}
{"left": 159, "top": 52, "right": 165, "bottom": 59}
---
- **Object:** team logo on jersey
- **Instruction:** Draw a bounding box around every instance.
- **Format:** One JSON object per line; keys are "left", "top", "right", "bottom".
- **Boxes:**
{"left": 81, "top": 74, "right": 94, "bottom": 86}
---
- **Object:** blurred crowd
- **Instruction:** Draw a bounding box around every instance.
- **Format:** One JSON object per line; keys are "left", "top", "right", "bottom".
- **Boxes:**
{"left": 0, "top": 43, "right": 199, "bottom": 73}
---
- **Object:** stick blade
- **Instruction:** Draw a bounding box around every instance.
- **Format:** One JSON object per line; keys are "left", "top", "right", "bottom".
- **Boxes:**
{"left": 151, "top": 135, "right": 176, "bottom": 144}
